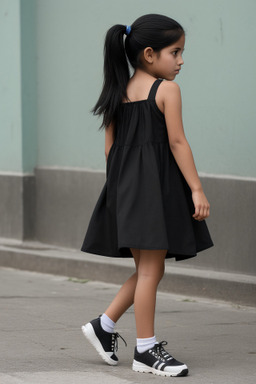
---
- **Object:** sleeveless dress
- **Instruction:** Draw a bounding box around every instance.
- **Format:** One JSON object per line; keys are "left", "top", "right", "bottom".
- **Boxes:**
{"left": 81, "top": 79, "right": 213, "bottom": 261}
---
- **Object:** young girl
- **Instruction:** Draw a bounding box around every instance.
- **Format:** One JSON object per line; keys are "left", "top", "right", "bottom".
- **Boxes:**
{"left": 81, "top": 14, "right": 213, "bottom": 377}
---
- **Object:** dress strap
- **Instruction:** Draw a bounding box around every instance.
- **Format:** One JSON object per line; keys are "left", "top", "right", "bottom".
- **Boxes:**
{"left": 147, "top": 79, "right": 163, "bottom": 100}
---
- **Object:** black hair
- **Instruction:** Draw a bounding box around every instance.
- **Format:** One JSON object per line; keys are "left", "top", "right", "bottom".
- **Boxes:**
{"left": 92, "top": 14, "right": 184, "bottom": 128}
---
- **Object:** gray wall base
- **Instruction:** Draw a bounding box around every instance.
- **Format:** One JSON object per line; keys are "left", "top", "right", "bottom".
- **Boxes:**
{"left": 1, "top": 168, "right": 256, "bottom": 276}
{"left": 184, "top": 176, "right": 256, "bottom": 275}
{"left": 35, "top": 168, "right": 256, "bottom": 276}
{"left": 35, "top": 167, "right": 105, "bottom": 248}
{"left": 0, "top": 174, "right": 35, "bottom": 240}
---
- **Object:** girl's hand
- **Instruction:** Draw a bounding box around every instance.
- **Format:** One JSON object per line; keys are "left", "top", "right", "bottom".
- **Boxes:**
{"left": 192, "top": 189, "right": 210, "bottom": 221}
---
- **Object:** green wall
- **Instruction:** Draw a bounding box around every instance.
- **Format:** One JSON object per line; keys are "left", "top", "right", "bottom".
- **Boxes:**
{"left": 1, "top": 0, "right": 256, "bottom": 177}
{"left": 20, "top": 0, "right": 37, "bottom": 173}
{"left": 0, "top": 0, "right": 23, "bottom": 172}
{"left": 0, "top": 0, "right": 37, "bottom": 173}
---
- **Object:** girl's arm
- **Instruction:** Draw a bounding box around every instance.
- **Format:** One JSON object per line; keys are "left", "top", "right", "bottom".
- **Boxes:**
{"left": 105, "top": 123, "right": 115, "bottom": 162}
{"left": 162, "top": 82, "right": 210, "bottom": 221}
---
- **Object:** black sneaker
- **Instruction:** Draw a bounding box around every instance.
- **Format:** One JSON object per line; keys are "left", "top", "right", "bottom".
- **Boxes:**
{"left": 81, "top": 316, "right": 127, "bottom": 366}
{"left": 133, "top": 341, "right": 188, "bottom": 377}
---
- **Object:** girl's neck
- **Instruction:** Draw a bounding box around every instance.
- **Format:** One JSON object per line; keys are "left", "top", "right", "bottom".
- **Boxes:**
{"left": 130, "top": 68, "right": 158, "bottom": 83}
{"left": 125, "top": 69, "right": 159, "bottom": 102}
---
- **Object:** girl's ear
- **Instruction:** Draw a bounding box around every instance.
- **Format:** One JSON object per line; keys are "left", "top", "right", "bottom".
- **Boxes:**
{"left": 143, "top": 47, "right": 155, "bottom": 64}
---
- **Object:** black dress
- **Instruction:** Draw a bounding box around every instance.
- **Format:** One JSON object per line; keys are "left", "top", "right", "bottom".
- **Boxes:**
{"left": 81, "top": 79, "right": 213, "bottom": 260}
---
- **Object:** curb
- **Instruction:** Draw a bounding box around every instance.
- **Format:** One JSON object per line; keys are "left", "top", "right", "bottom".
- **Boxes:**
{"left": 0, "top": 240, "right": 256, "bottom": 307}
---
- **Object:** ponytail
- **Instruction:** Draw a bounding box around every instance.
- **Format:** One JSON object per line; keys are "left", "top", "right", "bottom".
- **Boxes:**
{"left": 92, "top": 15, "right": 184, "bottom": 129}
{"left": 92, "top": 24, "right": 130, "bottom": 128}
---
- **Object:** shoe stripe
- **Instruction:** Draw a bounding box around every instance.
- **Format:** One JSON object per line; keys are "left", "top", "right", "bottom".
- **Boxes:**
{"left": 160, "top": 362, "right": 168, "bottom": 371}
{"left": 157, "top": 362, "right": 166, "bottom": 370}
{"left": 153, "top": 360, "right": 165, "bottom": 370}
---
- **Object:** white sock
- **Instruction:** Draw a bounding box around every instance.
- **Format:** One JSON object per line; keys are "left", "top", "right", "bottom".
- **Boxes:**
{"left": 137, "top": 336, "right": 156, "bottom": 353}
{"left": 100, "top": 313, "right": 115, "bottom": 333}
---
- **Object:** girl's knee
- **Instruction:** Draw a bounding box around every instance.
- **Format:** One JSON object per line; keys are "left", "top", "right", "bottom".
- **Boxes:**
{"left": 138, "top": 260, "right": 165, "bottom": 283}
{"left": 133, "top": 249, "right": 166, "bottom": 283}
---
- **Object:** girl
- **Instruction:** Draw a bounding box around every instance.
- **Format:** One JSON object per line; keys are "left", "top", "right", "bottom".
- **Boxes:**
{"left": 81, "top": 14, "right": 213, "bottom": 377}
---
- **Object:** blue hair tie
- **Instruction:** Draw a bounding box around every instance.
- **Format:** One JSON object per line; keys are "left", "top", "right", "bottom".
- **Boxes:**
{"left": 126, "top": 25, "right": 131, "bottom": 35}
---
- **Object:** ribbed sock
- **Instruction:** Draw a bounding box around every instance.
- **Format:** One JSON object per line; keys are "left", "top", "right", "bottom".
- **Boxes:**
{"left": 100, "top": 313, "right": 116, "bottom": 333}
{"left": 136, "top": 336, "right": 156, "bottom": 353}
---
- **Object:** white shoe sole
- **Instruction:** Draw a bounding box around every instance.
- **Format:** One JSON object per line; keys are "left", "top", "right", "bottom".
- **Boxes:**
{"left": 81, "top": 322, "right": 118, "bottom": 366}
{"left": 132, "top": 360, "right": 188, "bottom": 377}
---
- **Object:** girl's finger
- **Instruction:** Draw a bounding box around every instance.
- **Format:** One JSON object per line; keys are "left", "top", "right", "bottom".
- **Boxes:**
{"left": 202, "top": 207, "right": 207, "bottom": 219}
{"left": 193, "top": 205, "right": 200, "bottom": 216}
{"left": 192, "top": 209, "right": 199, "bottom": 218}
{"left": 195, "top": 206, "right": 208, "bottom": 221}
{"left": 200, "top": 207, "right": 209, "bottom": 220}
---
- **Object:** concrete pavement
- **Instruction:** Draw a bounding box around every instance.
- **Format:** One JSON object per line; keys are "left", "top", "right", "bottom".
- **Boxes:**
{"left": 0, "top": 267, "right": 256, "bottom": 383}
{"left": 0, "top": 239, "right": 256, "bottom": 307}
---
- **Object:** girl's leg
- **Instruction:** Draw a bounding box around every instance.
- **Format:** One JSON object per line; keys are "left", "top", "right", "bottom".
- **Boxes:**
{"left": 132, "top": 249, "right": 166, "bottom": 338}
{"left": 104, "top": 273, "right": 137, "bottom": 323}
{"left": 104, "top": 247, "right": 166, "bottom": 333}
{"left": 131, "top": 249, "right": 189, "bottom": 377}
{"left": 82, "top": 250, "right": 141, "bottom": 366}
{"left": 104, "top": 248, "right": 140, "bottom": 322}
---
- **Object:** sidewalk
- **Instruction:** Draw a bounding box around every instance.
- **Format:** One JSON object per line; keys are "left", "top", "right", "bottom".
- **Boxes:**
{"left": 0, "top": 239, "right": 256, "bottom": 307}
{"left": 0, "top": 267, "right": 256, "bottom": 383}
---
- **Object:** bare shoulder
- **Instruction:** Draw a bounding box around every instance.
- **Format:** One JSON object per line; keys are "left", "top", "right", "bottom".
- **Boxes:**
{"left": 156, "top": 81, "right": 181, "bottom": 113}
{"left": 159, "top": 81, "right": 181, "bottom": 100}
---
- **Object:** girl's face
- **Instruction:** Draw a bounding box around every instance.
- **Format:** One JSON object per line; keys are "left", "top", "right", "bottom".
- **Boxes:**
{"left": 152, "top": 34, "right": 185, "bottom": 81}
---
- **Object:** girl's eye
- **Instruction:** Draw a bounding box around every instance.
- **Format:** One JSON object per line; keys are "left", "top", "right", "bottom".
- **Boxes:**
{"left": 172, "top": 51, "right": 178, "bottom": 56}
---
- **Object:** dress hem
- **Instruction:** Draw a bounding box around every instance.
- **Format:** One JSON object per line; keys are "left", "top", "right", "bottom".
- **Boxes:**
{"left": 80, "top": 242, "right": 213, "bottom": 261}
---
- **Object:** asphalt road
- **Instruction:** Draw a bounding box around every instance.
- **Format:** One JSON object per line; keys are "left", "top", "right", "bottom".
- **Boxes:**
{"left": 0, "top": 267, "right": 255, "bottom": 383}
